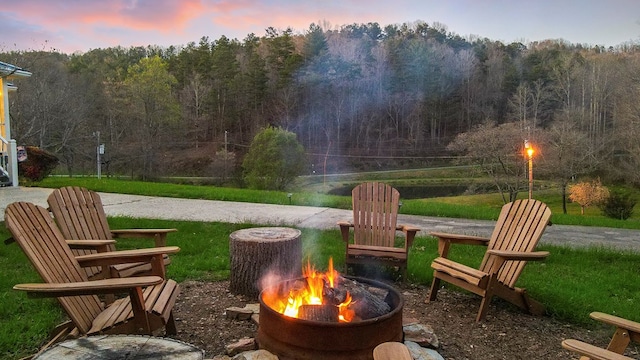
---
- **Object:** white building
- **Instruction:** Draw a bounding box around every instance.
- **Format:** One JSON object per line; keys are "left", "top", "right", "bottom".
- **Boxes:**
{"left": 0, "top": 61, "right": 32, "bottom": 187}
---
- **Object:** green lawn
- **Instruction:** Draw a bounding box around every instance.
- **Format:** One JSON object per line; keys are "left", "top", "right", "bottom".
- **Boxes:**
{"left": 36, "top": 177, "right": 640, "bottom": 229}
{"left": 2, "top": 177, "right": 640, "bottom": 358}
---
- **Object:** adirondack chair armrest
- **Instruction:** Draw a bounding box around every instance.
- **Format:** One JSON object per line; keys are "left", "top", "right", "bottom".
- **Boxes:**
{"left": 485, "top": 250, "right": 549, "bottom": 274}
{"left": 76, "top": 246, "right": 180, "bottom": 268}
{"left": 373, "top": 342, "right": 413, "bottom": 360}
{"left": 487, "top": 250, "right": 550, "bottom": 261}
{"left": 337, "top": 221, "right": 354, "bottom": 242}
{"left": 430, "top": 232, "right": 490, "bottom": 257}
{"left": 398, "top": 225, "right": 420, "bottom": 247}
{"left": 13, "top": 276, "right": 164, "bottom": 298}
{"left": 562, "top": 339, "right": 634, "bottom": 360}
{"left": 430, "top": 232, "right": 490, "bottom": 245}
{"left": 111, "top": 228, "right": 178, "bottom": 247}
{"left": 590, "top": 312, "right": 640, "bottom": 334}
{"left": 66, "top": 239, "right": 116, "bottom": 251}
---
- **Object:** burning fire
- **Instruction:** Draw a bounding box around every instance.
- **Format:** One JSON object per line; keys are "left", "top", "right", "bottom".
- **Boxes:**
{"left": 262, "top": 258, "right": 355, "bottom": 322}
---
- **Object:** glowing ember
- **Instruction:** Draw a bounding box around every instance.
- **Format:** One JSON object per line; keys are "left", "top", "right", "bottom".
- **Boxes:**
{"left": 262, "top": 258, "right": 355, "bottom": 322}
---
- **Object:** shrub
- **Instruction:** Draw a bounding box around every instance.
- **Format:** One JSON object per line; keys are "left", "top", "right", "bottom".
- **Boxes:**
{"left": 599, "top": 191, "right": 636, "bottom": 220}
{"left": 17, "top": 146, "right": 59, "bottom": 182}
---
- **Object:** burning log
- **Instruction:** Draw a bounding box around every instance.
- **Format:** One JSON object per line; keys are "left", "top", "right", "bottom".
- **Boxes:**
{"left": 298, "top": 304, "right": 339, "bottom": 322}
{"left": 325, "top": 277, "right": 391, "bottom": 320}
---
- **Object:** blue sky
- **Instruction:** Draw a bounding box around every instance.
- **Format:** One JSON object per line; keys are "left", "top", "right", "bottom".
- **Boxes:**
{"left": 1, "top": 0, "right": 639, "bottom": 53}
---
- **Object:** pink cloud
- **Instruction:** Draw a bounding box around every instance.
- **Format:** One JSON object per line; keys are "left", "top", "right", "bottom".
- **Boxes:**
{"left": 208, "top": 0, "right": 395, "bottom": 37}
{"left": 8, "top": 0, "right": 206, "bottom": 33}
{"left": 2, "top": 0, "right": 415, "bottom": 52}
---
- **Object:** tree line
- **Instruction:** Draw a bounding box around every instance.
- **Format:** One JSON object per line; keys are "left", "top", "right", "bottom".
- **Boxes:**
{"left": 2, "top": 20, "right": 640, "bottom": 193}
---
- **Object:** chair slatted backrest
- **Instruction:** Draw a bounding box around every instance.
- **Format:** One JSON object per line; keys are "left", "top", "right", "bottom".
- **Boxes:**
{"left": 479, "top": 199, "right": 552, "bottom": 288}
{"left": 48, "top": 187, "right": 115, "bottom": 278}
{"left": 351, "top": 182, "right": 400, "bottom": 248}
{"left": 48, "top": 186, "right": 114, "bottom": 242}
{"left": 6, "top": 202, "right": 103, "bottom": 334}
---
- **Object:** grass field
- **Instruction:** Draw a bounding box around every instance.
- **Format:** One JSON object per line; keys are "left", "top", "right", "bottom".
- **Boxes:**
{"left": 1, "top": 175, "right": 639, "bottom": 359}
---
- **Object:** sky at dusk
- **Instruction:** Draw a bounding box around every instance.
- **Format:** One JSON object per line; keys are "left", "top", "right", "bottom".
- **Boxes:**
{"left": 1, "top": 0, "right": 639, "bottom": 54}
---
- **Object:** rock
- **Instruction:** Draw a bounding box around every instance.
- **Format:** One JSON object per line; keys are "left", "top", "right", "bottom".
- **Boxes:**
{"left": 405, "top": 341, "right": 445, "bottom": 360}
{"left": 225, "top": 338, "right": 257, "bottom": 356}
{"left": 251, "top": 313, "right": 260, "bottom": 325}
{"left": 226, "top": 306, "right": 254, "bottom": 320}
{"left": 226, "top": 304, "right": 260, "bottom": 320}
{"left": 232, "top": 349, "right": 279, "bottom": 360}
{"left": 210, "top": 356, "right": 232, "bottom": 360}
{"left": 403, "top": 323, "right": 439, "bottom": 348}
{"left": 403, "top": 317, "right": 420, "bottom": 326}
{"left": 245, "top": 303, "right": 260, "bottom": 313}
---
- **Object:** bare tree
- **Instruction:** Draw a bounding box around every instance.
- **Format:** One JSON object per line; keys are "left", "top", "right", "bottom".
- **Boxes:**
{"left": 537, "top": 110, "right": 605, "bottom": 213}
{"left": 447, "top": 121, "right": 527, "bottom": 203}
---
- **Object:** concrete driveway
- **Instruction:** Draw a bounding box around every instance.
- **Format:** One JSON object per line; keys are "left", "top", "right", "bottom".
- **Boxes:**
{"left": 1, "top": 186, "right": 639, "bottom": 252}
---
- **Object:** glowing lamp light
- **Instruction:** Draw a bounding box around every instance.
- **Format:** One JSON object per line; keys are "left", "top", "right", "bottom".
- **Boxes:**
{"left": 524, "top": 140, "right": 534, "bottom": 199}
{"left": 524, "top": 140, "right": 534, "bottom": 158}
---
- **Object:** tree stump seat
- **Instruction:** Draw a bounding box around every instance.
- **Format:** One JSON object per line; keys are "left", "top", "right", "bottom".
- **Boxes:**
{"left": 229, "top": 227, "right": 302, "bottom": 298}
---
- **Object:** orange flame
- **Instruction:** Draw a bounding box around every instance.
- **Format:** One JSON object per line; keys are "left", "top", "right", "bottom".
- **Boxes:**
{"left": 263, "top": 258, "right": 353, "bottom": 322}
{"left": 338, "top": 292, "right": 355, "bottom": 322}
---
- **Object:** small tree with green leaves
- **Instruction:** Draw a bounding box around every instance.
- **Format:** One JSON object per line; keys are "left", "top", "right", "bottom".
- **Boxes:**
{"left": 568, "top": 179, "right": 610, "bottom": 215}
{"left": 242, "top": 126, "right": 307, "bottom": 190}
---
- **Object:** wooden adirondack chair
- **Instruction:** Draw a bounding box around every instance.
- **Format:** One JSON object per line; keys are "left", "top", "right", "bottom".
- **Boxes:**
{"left": 427, "top": 199, "right": 551, "bottom": 322}
{"left": 338, "top": 182, "right": 419, "bottom": 280}
{"left": 562, "top": 312, "right": 640, "bottom": 360}
{"left": 5, "top": 202, "right": 181, "bottom": 352}
{"left": 47, "top": 186, "right": 177, "bottom": 280}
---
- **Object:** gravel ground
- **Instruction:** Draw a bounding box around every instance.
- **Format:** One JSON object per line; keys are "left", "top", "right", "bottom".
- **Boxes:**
{"left": 169, "top": 280, "right": 639, "bottom": 359}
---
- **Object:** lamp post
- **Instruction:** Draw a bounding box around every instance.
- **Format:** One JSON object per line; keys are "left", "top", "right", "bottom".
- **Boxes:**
{"left": 524, "top": 140, "right": 534, "bottom": 199}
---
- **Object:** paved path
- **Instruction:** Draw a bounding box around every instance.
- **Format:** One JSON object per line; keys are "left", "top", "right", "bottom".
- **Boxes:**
{"left": 1, "top": 186, "right": 639, "bottom": 252}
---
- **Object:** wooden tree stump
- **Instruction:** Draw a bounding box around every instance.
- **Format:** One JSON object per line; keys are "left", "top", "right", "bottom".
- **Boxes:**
{"left": 34, "top": 335, "right": 204, "bottom": 359}
{"left": 229, "top": 227, "right": 302, "bottom": 298}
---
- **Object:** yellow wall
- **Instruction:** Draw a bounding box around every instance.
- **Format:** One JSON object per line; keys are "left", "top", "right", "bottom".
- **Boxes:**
{"left": 0, "top": 77, "right": 5, "bottom": 140}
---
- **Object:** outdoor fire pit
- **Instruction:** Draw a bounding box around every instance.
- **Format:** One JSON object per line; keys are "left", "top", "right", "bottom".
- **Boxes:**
{"left": 257, "top": 260, "right": 403, "bottom": 360}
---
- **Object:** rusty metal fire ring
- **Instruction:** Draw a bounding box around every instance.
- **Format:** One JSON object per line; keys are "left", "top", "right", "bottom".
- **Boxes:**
{"left": 257, "top": 276, "right": 403, "bottom": 360}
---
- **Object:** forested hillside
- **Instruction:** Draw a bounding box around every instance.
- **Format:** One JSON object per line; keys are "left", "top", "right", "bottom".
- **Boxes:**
{"left": 2, "top": 21, "right": 639, "bottom": 185}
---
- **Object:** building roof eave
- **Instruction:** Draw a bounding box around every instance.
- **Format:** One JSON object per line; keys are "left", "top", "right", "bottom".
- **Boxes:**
{"left": 0, "top": 61, "right": 32, "bottom": 78}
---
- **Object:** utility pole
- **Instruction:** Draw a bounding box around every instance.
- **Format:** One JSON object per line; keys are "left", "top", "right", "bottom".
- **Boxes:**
{"left": 95, "top": 131, "right": 101, "bottom": 179}
{"left": 224, "top": 130, "right": 228, "bottom": 181}
{"left": 94, "top": 131, "right": 102, "bottom": 179}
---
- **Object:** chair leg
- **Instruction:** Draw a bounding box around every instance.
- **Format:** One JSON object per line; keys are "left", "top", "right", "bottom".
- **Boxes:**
{"left": 476, "top": 294, "right": 493, "bottom": 322}
{"left": 520, "top": 289, "right": 545, "bottom": 315}
{"left": 427, "top": 275, "right": 441, "bottom": 302}
{"left": 165, "top": 311, "right": 178, "bottom": 335}
{"left": 26, "top": 321, "right": 76, "bottom": 360}
{"left": 607, "top": 328, "right": 632, "bottom": 354}
{"left": 476, "top": 281, "right": 496, "bottom": 322}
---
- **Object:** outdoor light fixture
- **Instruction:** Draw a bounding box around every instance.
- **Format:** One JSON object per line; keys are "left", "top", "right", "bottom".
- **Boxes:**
{"left": 524, "top": 140, "right": 534, "bottom": 199}
{"left": 287, "top": 193, "right": 293, "bottom": 205}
